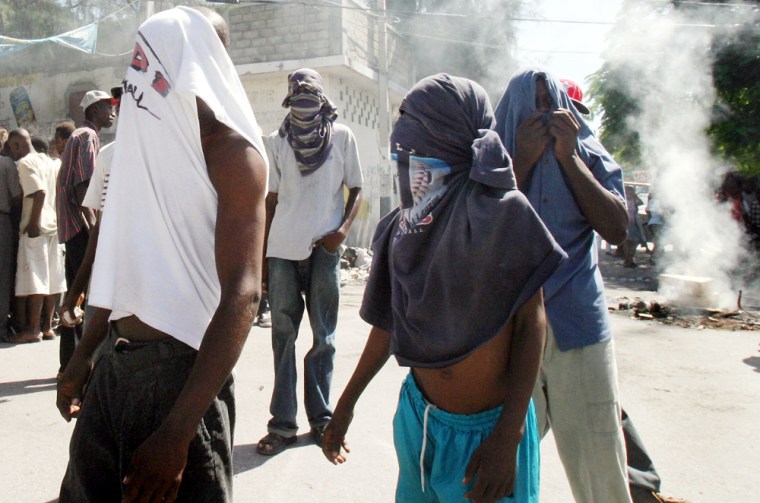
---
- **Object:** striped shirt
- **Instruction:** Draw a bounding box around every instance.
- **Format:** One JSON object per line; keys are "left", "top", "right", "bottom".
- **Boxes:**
{"left": 56, "top": 120, "right": 100, "bottom": 243}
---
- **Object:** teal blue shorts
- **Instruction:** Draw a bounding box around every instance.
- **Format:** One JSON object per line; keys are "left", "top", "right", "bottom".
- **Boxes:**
{"left": 393, "top": 373, "right": 539, "bottom": 503}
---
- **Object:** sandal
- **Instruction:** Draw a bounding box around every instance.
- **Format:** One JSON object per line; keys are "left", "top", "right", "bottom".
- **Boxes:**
{"left": 256, "top": 432, "right": 296, "bottom": 456}
{"left": 311, "top": 425, "right": 327, "bottom": 447}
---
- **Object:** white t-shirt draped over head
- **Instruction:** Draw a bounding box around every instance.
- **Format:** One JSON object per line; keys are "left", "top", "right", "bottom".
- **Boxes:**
{"left": 266, "top": 124, "right": 363, "bottom": 261}
{"left": 89, "top": 7, "right": 268, "bottom": 349}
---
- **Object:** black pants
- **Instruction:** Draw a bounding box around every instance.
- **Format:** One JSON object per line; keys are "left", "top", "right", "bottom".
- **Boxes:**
{"left": 59, "top": 228, "right": 88, "bottom": 372}
{"left": 624, "top": 409, "right": 662, "bottom": 499}
{"left": 60, "top": 327, "right": 235, "bottom": 502}
{"left": 256, "top": 291, "right": 269, "bottom": 317}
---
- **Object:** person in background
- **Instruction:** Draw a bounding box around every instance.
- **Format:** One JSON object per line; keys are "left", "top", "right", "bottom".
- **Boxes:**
{"left": 56, "top": 89, "right": 115, "bottom": 376}
{"left": 0, "top": 129, "right": 22, "bottom": 342}
{"left": 52, "top": 122, "right": 75, "bottom": 161}
{"left": 717, "top": 171, "right": 744, "bottom": 225}
{"left": 60, "top": 86, "right": 122, "bottom": 332}
{"left": 5, "top": 130, "right": 65, "bottom": 344}
{"left": 645, "top": 189, "right": 665, "bottom": 264}
{"left": 256, "top": 68, "right": 363, "bottom": 456}
{"left": 622, "top": 185, "right": 648, "bottom": 268}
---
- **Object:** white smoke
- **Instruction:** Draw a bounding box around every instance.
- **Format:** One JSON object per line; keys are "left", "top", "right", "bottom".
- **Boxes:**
{"left": 605, "top": 1, "right": 760, "bottom": 308}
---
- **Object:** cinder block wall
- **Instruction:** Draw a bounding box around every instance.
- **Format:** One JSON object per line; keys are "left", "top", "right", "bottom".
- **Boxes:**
{"left": 227, "top": 3, "right": 343, "bottom": 64}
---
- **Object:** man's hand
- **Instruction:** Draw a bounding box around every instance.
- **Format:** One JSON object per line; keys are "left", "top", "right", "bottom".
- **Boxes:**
{"left": 56, "top": 358, "right": 92, "bottom": 421}
{"left": 514, "top": 111, "right": 551, "bottom": 170}
{"left": 122, "top": 429, "right": 189, "bottom": 503}
{"left": 548, "top": 109, "right": 581, "bottom": 162}
{"left": 463, "top": 432, "right": 520, "bottom": 503}
{"left": 314, "top": 230, "right": 346, "bottom": 254}
{"left": 322, "top": 406, "right": 353, "bottom": 464}
{"left": 24, "top": 221, "right": 41, "bottom": 238}
{"left": 60, "top": 293, "right": 84, "bottom": 327}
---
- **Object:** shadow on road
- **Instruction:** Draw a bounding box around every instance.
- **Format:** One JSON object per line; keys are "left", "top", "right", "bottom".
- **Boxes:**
{"left": 743, "top": 355, "right": 760, "bottom": 373}
{"left": 233, "top": 433, "right": 316, "bottom": 474}
{"left": 0, "top": 377, "right": 57, "bottom": 398}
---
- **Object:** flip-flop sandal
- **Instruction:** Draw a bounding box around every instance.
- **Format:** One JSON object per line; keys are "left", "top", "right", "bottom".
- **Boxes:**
{"left": 256, "top": 432, "right": 296, "bottom": 456}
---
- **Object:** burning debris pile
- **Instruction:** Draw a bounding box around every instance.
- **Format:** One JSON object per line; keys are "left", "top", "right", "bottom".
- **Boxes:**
{"left": 611, "top": 296, "right": 759, "bottom": 331}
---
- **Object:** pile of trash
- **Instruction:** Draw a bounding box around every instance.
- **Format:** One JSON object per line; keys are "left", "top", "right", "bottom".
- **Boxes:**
{"left": 611, "top": 296, "right": 759, "bottom": 331}
{"left": 340, "top": 247, "right": 372, "bottom": 285}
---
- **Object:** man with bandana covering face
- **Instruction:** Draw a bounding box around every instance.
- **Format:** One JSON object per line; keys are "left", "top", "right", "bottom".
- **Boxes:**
{"left": 257, "top": 68, "right": 363, "bottom": 456}
{"left": 321, "top": 74, "right": 566, "bottom": 503}
{"left": 494, "top": 67, "right": 634, "bottom": 503}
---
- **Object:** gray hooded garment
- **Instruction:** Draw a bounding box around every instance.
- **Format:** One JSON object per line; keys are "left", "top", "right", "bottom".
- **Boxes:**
{"left": 360, "top": 74, "right": 566, "bottom": 369}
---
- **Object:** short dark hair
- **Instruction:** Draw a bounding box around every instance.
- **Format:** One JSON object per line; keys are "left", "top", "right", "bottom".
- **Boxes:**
{"left": 193, "top": 6, "right": 229, "bottom": 49}
{"left": 31, "top": 136, "right": 49, "bottom": 154}
{"left": 7, "top": 128, "right": 25, "bottom": 142}
{"left": 56, "top": 121, "right": 75, "bottom": 141}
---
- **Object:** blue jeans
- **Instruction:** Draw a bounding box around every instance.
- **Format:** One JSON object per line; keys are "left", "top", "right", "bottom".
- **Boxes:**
{"left": 267, "top": 246, "right": 340, "bottom": 437}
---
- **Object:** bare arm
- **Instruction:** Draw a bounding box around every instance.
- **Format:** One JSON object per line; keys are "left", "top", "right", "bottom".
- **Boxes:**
{"left": 154, "top": 114, "right": 266, "bottom": 458}
{"left": 315, "top": 186, "right": 363, "bottom": 253}
{"left": 549, "top": 110, "right": 628, "bottom": 245}
{"left": 464, "top": 289, "right": 546, "bottom": 502}
{"left": 322, "top": 325, "right": 392, "bottom": 464}
{"left": 74, "top": 182, "right": 97, "bottom": 230}
{"left": 56, "top": 306, "right": 111, "bottom": 420}
{"left": 23, "top": 191, "right": 45, "bottom": 238}
{"left": 122, "top": 99, "right": 267, "bottom": 502}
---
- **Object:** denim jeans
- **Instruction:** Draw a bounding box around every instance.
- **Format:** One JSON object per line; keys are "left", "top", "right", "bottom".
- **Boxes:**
{"left": 267, "top": 245, "right": 340, "bottom": 437}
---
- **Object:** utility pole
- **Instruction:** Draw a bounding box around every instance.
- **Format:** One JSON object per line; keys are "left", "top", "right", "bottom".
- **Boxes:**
{"left": 140, "top": 0, "right": 155, "bottom": 24}
{"left": 376, "top": 0, "right": 394, "bottom": 211}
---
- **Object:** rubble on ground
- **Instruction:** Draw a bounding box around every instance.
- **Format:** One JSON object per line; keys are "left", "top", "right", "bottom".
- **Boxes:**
{"left": 340, "top": 247, "right": 372, "bottom": 285}
{"left": 610, "top": 296, "right": 759, "bottom": 331}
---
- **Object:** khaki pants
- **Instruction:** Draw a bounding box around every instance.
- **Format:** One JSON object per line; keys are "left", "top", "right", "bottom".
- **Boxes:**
{"left": 533, "top": 328, "right": 632, "bottom": 503}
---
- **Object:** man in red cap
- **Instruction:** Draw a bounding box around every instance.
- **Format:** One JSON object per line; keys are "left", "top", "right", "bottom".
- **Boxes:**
{"left": 55, "top": 89, "right": 116, "bottom": 376}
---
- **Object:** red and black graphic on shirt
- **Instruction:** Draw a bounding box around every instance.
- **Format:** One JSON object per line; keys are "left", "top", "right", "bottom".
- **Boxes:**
{"left": 122, "top": 31, "right": 175, "bottom": 120}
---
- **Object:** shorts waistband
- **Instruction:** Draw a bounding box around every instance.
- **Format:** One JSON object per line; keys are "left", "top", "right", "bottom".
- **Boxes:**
{"left": 401, "top": 372, "right": 503, "bottom": 430}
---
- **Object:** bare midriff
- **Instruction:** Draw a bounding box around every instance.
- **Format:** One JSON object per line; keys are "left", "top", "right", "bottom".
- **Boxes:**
{"left": 113, "top": 315, "right": 172, "bottom": 342}
{"left": 411, "top": 322, "right": 513, "bottom": 415}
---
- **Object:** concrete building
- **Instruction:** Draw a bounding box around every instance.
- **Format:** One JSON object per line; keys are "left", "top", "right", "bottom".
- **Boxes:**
{"left": 225, "top": 0, "right": 415, "bottom": 246}
{"left": 0, "top": 0, "right": 415, "bottom": 247}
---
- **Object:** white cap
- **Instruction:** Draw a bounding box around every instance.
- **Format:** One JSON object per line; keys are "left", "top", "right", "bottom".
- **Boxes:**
{"left": 80, "top": 90, "right": 115, "bottom": 112}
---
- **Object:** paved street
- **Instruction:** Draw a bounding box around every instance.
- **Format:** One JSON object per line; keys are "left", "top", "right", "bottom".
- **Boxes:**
{"left": 2, "top": 252, "right": 759, "bottom": 502}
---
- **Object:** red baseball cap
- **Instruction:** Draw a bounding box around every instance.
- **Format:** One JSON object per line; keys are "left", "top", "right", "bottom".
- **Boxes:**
{"left": 560, "top": 79, "right": 590, "bottom": 115}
